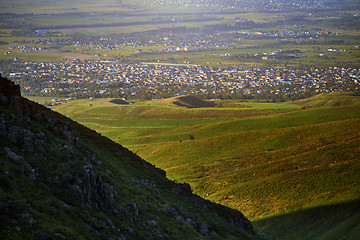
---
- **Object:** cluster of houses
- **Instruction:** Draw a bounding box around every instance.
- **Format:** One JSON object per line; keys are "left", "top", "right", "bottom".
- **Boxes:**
{"left": 5, "top": 28, "right": 334, "bottom": 58}
{"left": 6, "top": 59, "right": 360, "bottom": 99}
{"left": 150, "top": 0, "right": 326, "bottom": 10}
{"left": 6, "top": 45, "right": 48, "bottom": 55}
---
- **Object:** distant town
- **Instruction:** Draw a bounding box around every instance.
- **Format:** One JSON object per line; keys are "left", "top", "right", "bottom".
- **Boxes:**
{"left": 4, "top": 58, "right": 359, "bottom": 102}
{"left": 5, "top": 28, "right": 334, "bottom": 55}
{"left": 151, "top": 0, "right": 342, "bottom": 10}
{"left": 0, "top": 0, "right": 358, "bottom": 103}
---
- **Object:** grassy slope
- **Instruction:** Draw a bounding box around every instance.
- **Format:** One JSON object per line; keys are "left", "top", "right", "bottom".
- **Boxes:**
{"left": 51, "top": 93, "right": 360, "bottom": 237}
{"left": 1, "top": 94, "right": 259, "bottom": 239}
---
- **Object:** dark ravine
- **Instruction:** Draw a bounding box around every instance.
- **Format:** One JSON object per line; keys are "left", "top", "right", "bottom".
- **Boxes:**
{"left": 0, "top": 75, "right": 257, "bottom": 239}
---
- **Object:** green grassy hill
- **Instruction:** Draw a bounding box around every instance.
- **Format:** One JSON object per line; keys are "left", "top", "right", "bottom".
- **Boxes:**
{"left": 291, "top": 92, "right": 360, "bottom": 108}
{"left": 51, "top": 93, "right": 360, "bottom": 239}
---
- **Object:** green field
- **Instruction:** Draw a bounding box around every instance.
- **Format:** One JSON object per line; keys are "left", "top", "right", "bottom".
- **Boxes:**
{"left": 51, "top": 93, "right": 360, "bottom": 239}
{"left": 2, "top": 36, "right": 359, "bottom": 68}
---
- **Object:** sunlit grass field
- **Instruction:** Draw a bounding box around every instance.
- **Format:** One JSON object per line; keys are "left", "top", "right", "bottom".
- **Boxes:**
{"left": 51, "top": 93, "right": 360, "bottom": 230}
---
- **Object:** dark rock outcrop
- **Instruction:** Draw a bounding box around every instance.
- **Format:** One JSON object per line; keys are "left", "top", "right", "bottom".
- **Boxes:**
{"left": 74, "top": 164, "right": 116, "bottom": 210}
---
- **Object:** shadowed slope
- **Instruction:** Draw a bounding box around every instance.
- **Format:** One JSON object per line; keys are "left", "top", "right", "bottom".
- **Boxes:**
{"left": 0, "top": 76, "right": 257, "bottom": 239}
{"left": 253, "top": 200, "right": 360, "bottom": 240}
{"left": 173, "top": 96, "right": 217, "bottom": 108}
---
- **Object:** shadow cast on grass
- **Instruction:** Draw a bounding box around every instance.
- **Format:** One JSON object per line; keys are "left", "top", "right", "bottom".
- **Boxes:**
{"left": 253, "top": 200, "right": 360, "bottom": 240}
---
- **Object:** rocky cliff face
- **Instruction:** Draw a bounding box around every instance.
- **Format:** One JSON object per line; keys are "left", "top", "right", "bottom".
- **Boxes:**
{"left": 0, "top": 75, "right": 257, "bottom": 240}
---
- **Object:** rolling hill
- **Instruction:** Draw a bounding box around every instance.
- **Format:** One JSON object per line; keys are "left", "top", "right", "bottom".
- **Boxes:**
{"left": 0, "top": 76, "right": 257, "bottom": 239}
{"left": 52, "top": 93, "right": 360, "bottom": 239}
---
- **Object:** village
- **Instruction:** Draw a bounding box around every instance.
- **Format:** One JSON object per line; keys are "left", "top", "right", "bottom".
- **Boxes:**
{"left": 150, "top": 0, "right": 327, "bottom": 10}
{"left": 4, "top": 27, "right": 333, "bottom": 56}
{"left": 1, "top": 13, "right": 356, "bottom": 102}
{"left": 5, "top": 58, "right": 359, "bottom": 101}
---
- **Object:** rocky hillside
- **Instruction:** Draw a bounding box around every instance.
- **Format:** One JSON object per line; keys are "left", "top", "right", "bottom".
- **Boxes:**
{"left": 0, "top": 75, "right": 257, "bottom": 240}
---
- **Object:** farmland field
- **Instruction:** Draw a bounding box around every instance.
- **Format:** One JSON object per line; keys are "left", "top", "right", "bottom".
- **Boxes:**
{"left": 1, "top": 0, "right": 359, "bottom": 68}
